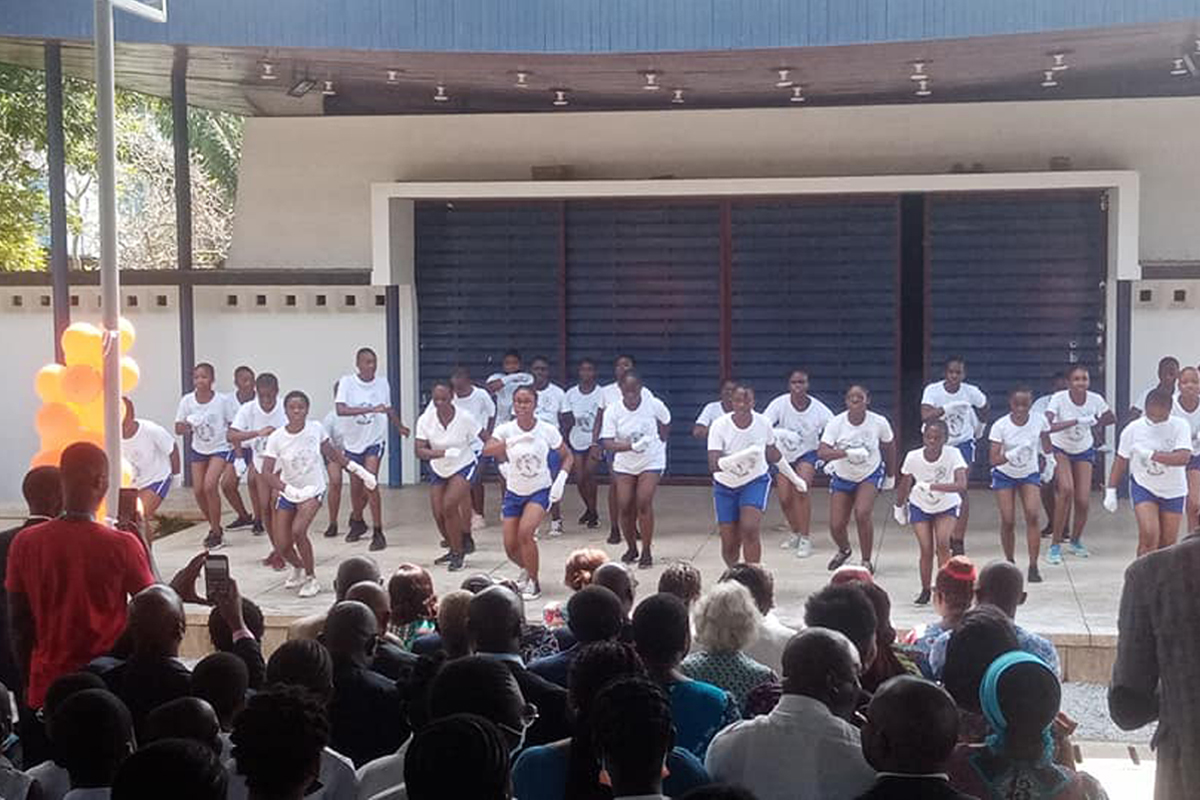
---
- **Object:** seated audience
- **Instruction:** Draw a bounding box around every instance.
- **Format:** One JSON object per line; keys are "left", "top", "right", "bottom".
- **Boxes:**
{"left": 190, "top": 652, "right": 248, "bottom": 758}
{"left": 939, "top": 605, "right": 1021, "bottom": 746}
{"left": 632, "top": 593, "right": 740, "bottom": 759}
{"left": 206, "top": 597, "right": 266, "bottom": 690}
{"left": 529, "top": 586, "right": 624, "bottom": 688}
{"left": 901, "top": 557, "right": 975, "bottom": 678}
{"left": 287, "top": 556, "right": 381, "bottom": 642}
{"left": 681, "top": 583, "right": 776, "bottom": 713}
{"left": 592, "top": 563, "right": 636, "bottom": 642}
{"left": 564, "top": 548, "right": 609, "bottom": 592}
{"left": 403, "top": 715, "right": 511, "bottom": 800}
{"left": 591, "top": 677, "right": 676, "bottom": 800}
{"left": 25, "top": 672, "right": 107, "bottom": 800}
{"left": 419, "top": 574, "right": 560, "bottom": 662}
{"left": 111, "top": 738, "right": 227, "bottom": 800}
{"left": 856, "top": 676, "right": 972, "bottom": 799}
{"left": 432, "top": 589, "right": 473, "bottom": 660}
{"left": 344, "top": 581, "right": 419, "bottom": 680}
{"left": 230, "top": 687, "right": 330, "bottom": 800}
{"left": 142, "top": 697, "right": 223, "bottom": 755}
{"left": 0, "top": 683, "right": 33, "bottom": 800}
{"left": 854, "top": 582, "right": 920, "bottom": 693}
{"left": 658, "top": 562, "right": 703, "bottom": 608}
{"left": 804, "top": 583, "right": 879, "bottom": 673}
{"left": 387, "top": 565, "right": 437, "bottom": 651}
{"left": 719, "top": 564, "right": 796, "bottom": 675}
{"left": 706, "top": 629, "right": 875, "bottom": 800}
{"left": 54, "top": 688, "right": 136, "bottom": 798}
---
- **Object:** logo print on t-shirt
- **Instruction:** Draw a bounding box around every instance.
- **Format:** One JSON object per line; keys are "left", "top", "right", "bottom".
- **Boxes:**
{"left": 193, "top": 415, "right": 216, "bottom": 445}
{"left": 1009, "top": 445, "right": 1033, "bottom": 469}
{"left": 944, "top": 407, "right": 971, "bottom": 440}
{"left": 288, "top": 442, "right": 318, "bottom": 479}
{"left": 514, "top": 452, "right": 543, "bottom": 479}
{"left": 577, "top": 413, "right": 594, "bottom": 433}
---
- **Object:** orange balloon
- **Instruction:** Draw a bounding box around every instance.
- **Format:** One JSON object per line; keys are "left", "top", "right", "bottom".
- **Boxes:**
{"left": 34, "top": 364, "right": 67, "bottom": 404}
{"left": 30, "top": 447, "right": 63, "bottom": 469}
{"left": 75, "top": 399, "right": 105, "bottom": 433}
{"left": 118, "top": 317, "right": 136, "bottom": 354}
{"left": 120, "top": 356, "right": 140, "bottom": 393}
{"left": 75, "top": 430, "right": 105, "bottom": 450}
{"left": 62, "top": 364, "right": 103, "bottom": 405}
{"left": 35, "top": 403, "right": 80, "bottom": 443}
{"left": 61, "top": 322, "right": 103, "bottom": 368}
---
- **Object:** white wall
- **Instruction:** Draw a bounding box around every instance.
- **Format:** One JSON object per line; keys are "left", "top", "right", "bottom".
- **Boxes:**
{"left": 230, "top": 96, "right": 1200, "bottom": 270}
{"left": 1131, "top": 280, "right": 1200, "bottom": 389}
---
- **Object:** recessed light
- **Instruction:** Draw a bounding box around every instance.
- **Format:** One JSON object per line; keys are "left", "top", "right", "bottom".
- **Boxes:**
{"left": 434, "top": 85, "right": 449, "bottom": 102}
{"left": 642, "top": 71, "right": 661, "bottom": 91}
{"left": 914, "top": 79, "right": 932, "bottom": 97}
{"left": 552, "top": 89, "right": 569, "bottom": 107}
{"left": 259, "top": 62, "right": 277, "bottom": 81}
{"left": 1041, "top": 70, "right": 1059, "bottom": 88}
{"left": 671, "top": 88, "right": 685, "bottom": 104}
{"left": 386, "top": 69, "right": 401, "bottom": 84}
{"left": 1050, "top": 53, "right": 1069, "bottom": 72}
{"left": 790, "top": 86, "right": 806, "bottom": 103}
{"left": 910, "top": 61, "right": 928, "bottom": 81}
{"left": 321, "top": 80, "right": 336, "bottom": 96}
{"left": 515, "top": 71, "right": 531, "bottom": 89}
{"left": 1171, "top": 58, "right": 1189, "bottom": 77}
{"left": 775, "top": 68, "right": 794, "bottom": 88}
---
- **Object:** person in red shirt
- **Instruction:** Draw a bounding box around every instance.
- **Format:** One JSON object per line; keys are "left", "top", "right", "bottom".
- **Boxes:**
{"left": 7, "top": 442, "right": 156, "bottom": 709}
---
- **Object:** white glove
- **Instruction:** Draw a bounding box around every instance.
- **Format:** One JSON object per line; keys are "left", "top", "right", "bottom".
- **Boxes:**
{"left": 503, "top": 372, "right": 534, "bottom": 388}
{"left": 346, "top": 461, "right": 378, "bottom": 491}
{"left": 892, "top": 504, "right": 909, "bottom": 525}
{"left": 773, "top": 428, "right": 802, "bottom": 450}
{"left": 1005, "top": 447, "right": 1026, "bottom": 465}
{"left": 283, "top": 484, "right": 320, "bottom": 503}
{"left": 881, "top": 474, "right": 896, "bottom": 491}
{"left": 498, "top": 462, "right": 511, "bottom": 481}
{"left": 713, "top": 470, "right": 740, "bottom": 485}
{"left": 1074, "top": 415, "right": 1096, "bottom": 428}
{"left": 630, "top": 436, "right": 651, "bottom": 453}
{"left": 718, "top": 445, "right": 764, "bottom": 474}
{"left": 775, "top": 457, "right": 808, "bottom": 492}
{"left": 549, "top": 470, "right": 568, "bottom": 504}
{"left": 915, "top": 480, "right": 939, "bottom": 497}
{"left": 1103, "top": 487, "right": 1119, "bottom": 513}
{"left": 1040, "top": 455, "right": 1057, "bottom": 483}
{"left": 845, "top": 447, "right": 870, "bottom": 465}
{"left": 442, "top": 447, "right": 462, "bottom": 460}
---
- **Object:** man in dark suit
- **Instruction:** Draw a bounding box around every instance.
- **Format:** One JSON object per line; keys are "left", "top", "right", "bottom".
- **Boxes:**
{"left": 857, "top": 676, "right": 976, "bottom": 800}
{"left": 467, "top": 585, "right": 570, "bottom": 746}
{"left": 1110, "top": 533, "right": 1200, "bottom": 800}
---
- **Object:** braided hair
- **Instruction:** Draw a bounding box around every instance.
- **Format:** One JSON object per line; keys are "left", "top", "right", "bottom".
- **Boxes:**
{"left": 230, "top": 686, "right": 329, "bottom": 799}
{"left": 404, "top": 714, "right": 510, "bottom": 800}
{"left": 564, "top": 642, "right": 646, "bottom": 800}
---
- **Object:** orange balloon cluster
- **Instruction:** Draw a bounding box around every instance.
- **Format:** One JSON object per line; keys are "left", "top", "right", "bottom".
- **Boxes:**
{"left": 31, "top": 318, "right": 140, "bottom": 488}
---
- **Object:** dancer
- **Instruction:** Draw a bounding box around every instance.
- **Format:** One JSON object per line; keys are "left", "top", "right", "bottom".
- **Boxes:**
{"left": 321, "top": 381, "right": 350, "bottom": 539}
{"left": 920, "top": 356, "right": 987, "bottom": 555}
{"left": 564, "top": 358, "right": 603, "bottom": 529}
{"left": 228, "top": 372, "right": 286, "bottom": 554}
{"left": 1044, "top": 364, "right": 1116, "bottom": 564}
{"left": 894, "top": 420, "right": 968, "bottom": 604}
{"left": 1105, "top": 389, "right": 1192, "bottom": 556}
{"left": 764, "top": 369, "right": 833, "bottom": 558}
{"left": 262, "top": 390, "right": 375, "bottom": 598}
{"left": 692, "top": 378, "right": 737, "bottom": 440}
{"left": 600, "top": 371, "right": 670, "bottom": 568}
{"left": 1130, "top": 355, "right": 1180, "bottom": 418}
{"left": 450, "top": 365, "right": 496, "bottom": 536}
{"left": 817, "top": 384, "right": 897, "bottom": 574}
{"left": 988, "top": 386, "right": 1051, "bottom": 583}
{"left": 484, "top": 386, "right": 574, "bottom": 600}
{"left": 594, "top": 354, "right": 650, "bottom": 545}
{"left": 335, "top": 347, "right": 410, "bottom": 551}
{"left": 415, "top": 379, "right": 483, "bottom": 572}
{"left": 174, "top": 362, "right": 240, "bottom": 549}
{"left": 529, "top": 356, "right": 569, "bottom": 537}
{"left": 120, "top": 397, "right": 180, "bottom": 523}
{"left": 221, "top": 365, "right": 256, "bottom": 531}
{"left": 485, "top": 350, "right": 534, "bottom": 425}
{"left": 708, "top": 384, "right": 808, "bottom": 566}
{"left": 1032, "top": 372, "right": 1069, "bottom": 539}
{"left": 1173, "top": 366, "right": 1200, "bottom": 532}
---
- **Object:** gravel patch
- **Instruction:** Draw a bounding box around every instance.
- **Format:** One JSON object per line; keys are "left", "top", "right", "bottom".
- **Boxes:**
{"left": 1062, "top": 683, "right": 1154, "bottom": 745}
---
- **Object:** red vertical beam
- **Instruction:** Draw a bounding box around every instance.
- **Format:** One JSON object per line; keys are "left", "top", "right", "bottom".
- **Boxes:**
{"left": 557, "top": 200, "right": 569, "bottom": 384}
{"left": 719, "top": 201, "right": 733, "bottom": 380}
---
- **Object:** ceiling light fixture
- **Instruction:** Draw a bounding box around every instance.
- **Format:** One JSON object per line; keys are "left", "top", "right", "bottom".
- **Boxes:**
{"left": 287, "top": 78, "right": 317, "bottom": 98}
{"left": 1195, "top": 39, "right": 1200, "bottom": 55}
{"left": 321, "top": 80, "right": 336, "bottom": 96}
{"left": 914, "top": 79, "right": 932, "bottom": 97}
{"left": 1040, "top": 70, "right": 1059, "bottom": 88}
{"left": 433, "top": 84, "right": 449, "bottom": 102}
{"left": 642, "top": 71, "right": 661, "bottom": 91}
{"left": 671, "top": 88, "right": 685, "bottom": 104}
{"left": 775, "top": 68, "right": 794, "bottom": 88}
{"left": 259, "top": 62, "right": 277, "bottom": 81}
{"left": 910, "top": 61, "right": 928, "bottom": 81}
{"left": 1171, "top": 58, "right": 1189, "bottom": 76}
{"left": 789, "top": 86, "right": 807, "bottom": 103}
{"left": 386, "top": 70, "right": 401, "bottom": 84}
{"left": 515, "top": 71, "right": 531, "bottom": 89}
{"left": 1050, "top": 53, "right": 1069, "bottom": 71}
{"left": 552, "top": 89, "right": 569, "bottom": 107}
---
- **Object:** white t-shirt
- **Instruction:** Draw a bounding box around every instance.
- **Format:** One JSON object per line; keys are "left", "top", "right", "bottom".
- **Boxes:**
{"left": 902, "top": 446, "right": 968, "bottom": 514}
{"left": 232, "top": 399, "right": 288, "bottom": 470}
{"left": 487, "top": 371, "right": 534, "bottom": 423}
{"left": 989, "top": 413, "right": 1049, "bottom": 479}
{"left": 694, "top": 401, "right": 730, "bottom": 429}
{"left": 764, "top": 394, "right": 834, "bottom": 457}
{"left": 264, "top": 421, "right": 329, "bottom": 493}
{"left": 1171, "top": 396, "right": 1200, "bottom": 456}
{"left": 415, "top": 406, "right": 481, "bottom": 478}
{"left": 1030, "top": 393, "right": 1053, "bottom": 423}
{"left": 175, "top": 391, "right": 239, "bottom": 455}
{"left": 600, "top": 395, "right": 672, "bottom": 475}
{"left": 921, "top": 381, "right": 988, "bottom": 445}
{"left": 1117, "top": 416, "right": 1192, "bottom": 499}
{"left": 708, "top": 412, "right": 776, "bottom": 488}
{"left": 1134, "top": 383, "right": 1179, "bottom": 412}
{"left": 1046, "top": 390, "right": 1110, "bottom": 454}
{"left": 564, "top": 384, "right": 603, "bottom": 451}
{"left": 335, "top": 374, "right": 391, "bottom": 454}
{"left": 492, "top": 420, "right": 563, "bottom": 496}
{"left": 321, "top": 409, "right": 350, "bottom": 452}
{"left": 598, "top": 382, "right": 654, "bottom": 409}
{"left": 533, "top": 383, "right": 568, "bottom": 426}
{"left": 122, "top": 419, "right": 175, "bottom": 489}
{"left": 820, "top": 411, "right": 895, "bottom": 483}
{"left": 453, "top": 387, "right": 496, "bottom": 453}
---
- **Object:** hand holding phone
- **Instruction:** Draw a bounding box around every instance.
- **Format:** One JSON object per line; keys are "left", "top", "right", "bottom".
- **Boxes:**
{"left": 204, "top": 554, "right": 230, "bottom": 603}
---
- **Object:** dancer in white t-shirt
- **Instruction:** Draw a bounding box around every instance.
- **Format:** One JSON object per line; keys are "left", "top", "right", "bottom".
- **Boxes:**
{"left": 764, "top": 369, "right": 833, "bottom": 559}
{"left": 593, "top": 354, "right": 646, "bottom": 546}
{"left": 1105, "top": 388, "right": 1192, "bottom": 556}
{"left": 120, "top": 397, "right": 179, "bottom": 525}
{"left": 228, "top": 373, "right": 287, "bottom": 566}
{"left": 223, "top": 365, "right": 257, "bottom": 530}
{"left": 600, "top": 371, "right": 671, "bottom": 568}
{"left": 920, "top": 356, "right": 988, "bottom": 556}
{"left": 321, "top": 380, "right": 352, "bottom": 541}
{"left": 415, "top": 380, "right": 482, "bottom": 573}
{"left": 564, "top": 358, "right": 603, "bottom": 529}
{"left": 335, "top": 347, "right": 410, "bottom": 552}
{"left": 1129, "top": 355, "right": 1180, "bottom": 419}
{"left": 988, "top": 386, "right": 1051, "bottom": 584}
{"left": 175, "top": 362, "right": 240, "bottom": 550}
{"left": 1032, "top": 372, "right": 1069, "bottom": 539}
{"left": 1173, "top": 366, "right": 1200, "bottom": 533}
{"left": 693, "top": 379, "right": 737, "bottom": 440}
{"left": 529, "top": 356, "right": 570, "bottom": 537}
{"left": 483, "top": 386, "right": 574, "bottom": 601}
{"left": 451, "top": 365, "right": 495, "bottom": 536}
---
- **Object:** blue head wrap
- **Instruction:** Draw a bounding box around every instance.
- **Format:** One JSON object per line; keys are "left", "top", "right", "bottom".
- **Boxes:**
{"left": 978, "top": 650, "right": 1056, "bottom": 761}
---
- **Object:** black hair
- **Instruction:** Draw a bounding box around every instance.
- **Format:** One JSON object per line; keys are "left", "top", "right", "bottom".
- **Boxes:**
{"left": 940, "top": 605, "right": 1019, "bottom": 711}
{"left": 22, "top": 465, "right": 62, "bottom": 514}
{"left": 945, "top": 355, "right": 965, "bottom": 368}
{"left": 54, "top": 688, "right": 134, "bottom": 786}
{"left": 404, "top": 714, "right": 510, "bottom": 800}
{"left": 265, "top": 640, "right": 334, "bottom": 701}
{"left": 1066, "top": 363, "right": 1089, "bottom": 379}
{"left": 1146, "top": 388, "right": 1174, "bottom": 411}
{"left": 1009, "top": 384, "right": 1033, "bottom": 398}
{"left": 503, "top": 349, "right": 522, "bottom": 361}
{"left": 43, "top": 672, "right": 107, "bottom": 732}
{"left": 460, "top": 573, "right": 496, "bottom": 594}
{"left": 254, "top": 372, "right": 278, "bottom": 391}
{"left": 657, "top": 562, "right": 702, "bottom": 605}
{"left": 194, "top": 362, "right": 215, "bottom": 380}
{"left": 512, "top": 385, "right": 538, "bottom": 403}
{"left": 283, "top": 390, "right": 310, "bottom": 409}
{"left": 804, "top": 584, "right": 878, "bottom": 664}
{"left": 578, "top": 357, "right": 596, "bottom": 369}
{"left": 230, "top": 687, "right": 329, "bottom": 799}
{"left": 566, "top": 586, "right": 625, "bottom": 643}
{"left": 565, "top": 642, "right": 646, "bottom": 800}
{"left": 787, "top": 368, "right": 809, "bottom": 381}
{"left": 619, "top": 370, "right": 642, "bottom": 389}
{"left": 234, "top": 365, "right": 254, "bottom": 378}
{"left": 925, "top": 418, "right": 950, "bottom": 438}
{"left": 192, "top": 652, "right": 250, "bottom": 725}
{"left": 356, "top": 347, "right": 377, "bottom": 361}
{"left": 430, "top": 378, "right": 453, "bottom": 394}
{"left": 428, "top": 656, "right": 522, "bottom": 729}
{"left": 591, "top": 677, "right": 674, "bottom": 789}
{"left": 720, "top": 563, "right": 775, "bottom": 615}
{"left": 143, "top": 698, "right": 222, "bottom": 754}
{"left": 112, "top": 738, "right": 228, "bottom": 800}
{"left": 531, "top": 355, "right": 551, "bottom": 367}
{"left": 632, "top": 593, "right": 690, "bottom": 666}
{"left": 121, "top": 396, "right": 136, "bottom": 419}
{"left": 450, "top": 364, "right": 470, "bottom": 379}
{"left": 1159, "top": 355, "right": 1181, "bottom": 369}
{"left": 208, "top": 599, "right": 265, "bottom": 651}
{"left": 615, "top": 354, "right": 636, "bottom": 366}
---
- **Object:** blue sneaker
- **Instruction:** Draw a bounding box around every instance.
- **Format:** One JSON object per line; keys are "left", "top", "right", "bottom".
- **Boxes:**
{"left": 1068, "top": 540, "right": 1090, "bottom": 558}
{"left": 1046, "top": 544, "right": 1063, "bottom": 565}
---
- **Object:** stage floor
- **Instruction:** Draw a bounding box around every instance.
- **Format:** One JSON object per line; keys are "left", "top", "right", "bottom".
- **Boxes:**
{"left": 142, "top": 484, "right": 1137, "bottom": 640}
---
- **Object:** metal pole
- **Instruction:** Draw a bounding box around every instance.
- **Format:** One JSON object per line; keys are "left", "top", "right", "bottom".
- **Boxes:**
{"left": 172, "top": 48, "right": 196, "bottom": 487}
{"left": 95, "top": 0, "right": 122, "bottom": 516}
{"left": 45, "top": 42, "right": 71, "bottom": 363}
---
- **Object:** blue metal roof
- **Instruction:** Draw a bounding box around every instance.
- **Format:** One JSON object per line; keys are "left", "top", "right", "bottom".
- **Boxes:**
{"left": 4, "top": 0, "right": 1200, "bottom": 53}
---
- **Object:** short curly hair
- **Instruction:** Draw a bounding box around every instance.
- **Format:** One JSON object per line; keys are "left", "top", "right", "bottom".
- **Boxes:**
{"left": 231, "top": 686, "right": 329, "bottom": 798}
{"left": 389, "top": 563, "right": 438, "bottom": 624}
{"left": 564, "top": 548, "right": 609, "bottom": 592}
{"left": 657, "top": 562, "right": 702, "bottom": 606}
{"left": 692, "top": 582, "right": 761, "bottom": 654}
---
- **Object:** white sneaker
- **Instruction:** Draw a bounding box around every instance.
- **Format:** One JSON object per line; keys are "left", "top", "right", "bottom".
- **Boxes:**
{"left": 284, "top": 567, "right": 305, "bottom": 589}
{"left": 795, "top": 536, "right": 813, "bottom": 559}
{"left": 548, "top": 520, "right": 564, "bottom": 537}
{"left": 780, "top": 534, "right": 800, "bottom": 550}
{"left": 772, "top": 522, "right": 791, "bottom": 533}
{"left": 522, "top": 583, "right": 542, "bottom": 601}
{"left": 516, "top": 568, "right": 529, "bottom": 586}
{"left": 298, "top": 577, "right": 321, "bottom": 598}
{"left": 471, "top": 513, "right": 487, "bottom": 532}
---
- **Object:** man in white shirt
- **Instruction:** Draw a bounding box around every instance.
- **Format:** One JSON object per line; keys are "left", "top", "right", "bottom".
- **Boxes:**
{"left": 706, "top": 628, "right": 876, "bottom": 800}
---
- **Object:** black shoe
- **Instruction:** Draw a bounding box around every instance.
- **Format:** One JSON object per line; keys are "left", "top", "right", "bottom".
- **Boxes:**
{"left": 369, "top": 528, "right": 387, "bottom": 551}
{"left": 434, "top": 551, "right": 453, "bottom": 566}
{"left": 914, "top": 588, "right": 931, "bottom": 605}
{"left": 586, "top": 514, "right": 600, "bottom": 530}
{"left": 949, "top": 539, "right": 965, "bottom": 557}
{"left": 439, "top": 539, "right": 450, "bottom": 549}
{"left": 1028, "top": 565, "right": 1044, "bottom": 584}
{"left": 203, "top": 530, "right": 224, "bottom": 550}
{"left": 607, "top": 529, "right": 622, "bottom": 545}
{"left": 448, "top": 551, "right": 465, "bottom": 572}
{"left": 323, "top": 523, "right": 339, "bottom": 538}
{"left": 578, "top": 511, "right": 591, "bottom": 525}
{"left": 620, "top": 547, "right": 639, "bottom": 564}
{"left": 827, "top": 548, "right": 852, "bottom": 571}
{"left": 251, "top": 519, "right": 265, "bottom": 535}
{"left": 227, "top": 515, "right": 254, "bottom": 530}
{"left": 1040, "top": 525, "right": 1053, "bottom": 539}
{"left": 638, "top": 552, "right": 654, "bottom": 570}
{"left": 463, "top": 534, "right": 476, "bottom": 555}
{"left": 345, "top": 518, "right": 367, "bottom": 543}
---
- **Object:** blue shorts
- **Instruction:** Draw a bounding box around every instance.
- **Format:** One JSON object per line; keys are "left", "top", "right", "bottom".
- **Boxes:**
{"left": 990, "top": 469, "right": 1041, "bottom": 490}
{"left": 955, "top": 440, "right": 977, "bottom": 466}
{"left": 428, "top": 462, "right": 477, "bottom": 486}
{"left": 713, "top": 474, "right": 772, "bottom": 524}
{"left": 1129, "top": 477, "right": 1185, "bottom": 514}
{"left": 502, "top": 488, "right": 551, "bottom": 518}
{"left": 1188, "top": 454, "right": 1200, "bottom": 472}
{"left": 909, "top": 503, "right": 961, "bottom": 524}
{"left": 187, "top": 448, "right": 234, "bottom": 466}
{"left": 277, "top": 492, "right": 326, "bottom": 512}
{"left": 548, "top": 449, "right": 563, "bottom": 480}
{"left": 769, "top": 450, "right": 819, "bottom": 478}
{"left": 346, "top": 443, "right": 385, "bottom": 466}
{"left": 1053, "top": 446, "right": 1095, "bottom": 465}
{"left": 142, "top": 477, "right": 172, "bottom": 500}
{"left": 830, "top": 463, "right": 886, "bottom": 495}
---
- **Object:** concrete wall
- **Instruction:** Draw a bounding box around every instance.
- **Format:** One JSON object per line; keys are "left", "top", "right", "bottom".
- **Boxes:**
{"left": 1131, "top": 280, "right": 1200, "bottom": 386}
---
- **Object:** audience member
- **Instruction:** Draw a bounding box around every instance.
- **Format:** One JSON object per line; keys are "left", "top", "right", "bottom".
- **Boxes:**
{"left": 947, "top": 653, "right": 1106, "bottom": 800}
{"left": 0, "top": 683, "right": 34, "bottom": 800}
{"left": 854, "top": 582, "right": 920, "bottom": 693}
{"left": 54, "top": 688, "right": 135, "bottom": 798}
{"left": 705, "top": 629, "right": 875, "bottom": 800}
{"left": 287, "top": 556, "right": 381, "bottom": 642}
{"left": 901, "top": 557, "right": 975, "bottom": 676}
{"left": 468, "top": 586, "right": 571, "bottom": 746}
{"left": 403, "top": 714, "right": 511, "bottom": 800}
{"left": 939, "top": 606, "right": 1020, "bottom": 745}
{"left": 432, "top": 589, "right": 473, "bottom": 659}
{"left": 592, "top": 562, "right": 636, "bottom": 641}
{"left": 804, "top": 583, "right": 879, "bottom": 673}
{"left": 856, "top": 676, "right": 971, "bottom": 799}
{"left": 681, "top": 583, "right": 775, "bottom": 713}
{"left": 143, "top": 697, "right": 222, "bottom": 755}
{"left": 190, "top": 652, "right": 248, "bottom": 751}
{"left": 111, "top": 738, "right": 227, "bottom": 800}
{"left": 954, "top": 561, "right": 1060, "bottom": 677}
{"left": 344, "top": 581, "right": 418, "bottom": 681}
{"left": 658, "top": 562, "right": 703, "bottom": 608}
{"left": 632, "top": 593, "right": 739, "bottom": 759}
{"left": 529, "top": 586, "right": 624, "bottom": 688}
{"left": 25, "top": 672, "right": 106, "bottom": 800}
{"left": 206, "top": 597, "right": 266, "bottom": 690}
{"left": 497, "top": 578, "right": 562, "bottom": 663}
{"left": 387, "top": 565, "right": 437, "bottom": 651}
{"left": 564, "top": 548, "right": 609, "bottom": 591}
{"left": 230, "top": 687, "right": 330, "bottom": 800}
{"left": 6, "top": 444, "right": 155, "bottom": 710}
{"left": 719, "top": 564, "right": 796, "bottom": 674}
{"left": 591, "top": 677, "right": 675, "bottom": 800}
